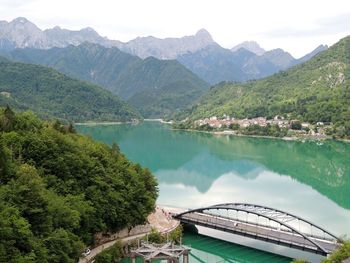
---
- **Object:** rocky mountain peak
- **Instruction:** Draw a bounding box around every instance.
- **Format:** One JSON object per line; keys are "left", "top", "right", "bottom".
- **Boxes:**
{"left": 81, "top": 27, "right": 96, "bottom": 33}
{"left": 51, "top": 26, "right": 62, "bottom": 31}
{"left": 195, "top": 28, "right": 213, "bottom": 42}
{"left": 8, "top": 17, "right": 41, "bottom": 31}
{"left": 231, "top": 41, "right": 266, "bottom": 56}
{"left": 266, "top": 48, "right": 285, "bottom": 55}
{"left": 11, "top": 17, "right": 30, "bottom": 24}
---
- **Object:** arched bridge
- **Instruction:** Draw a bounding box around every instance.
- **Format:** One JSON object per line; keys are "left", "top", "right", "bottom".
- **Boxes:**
{"left": 173, "top": 203, "right": 340, "bottom": 256}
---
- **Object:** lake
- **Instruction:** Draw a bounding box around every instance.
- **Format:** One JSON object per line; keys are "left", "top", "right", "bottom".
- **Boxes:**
{"left": 77, "top": 121, "right": 350, "bottom": 262}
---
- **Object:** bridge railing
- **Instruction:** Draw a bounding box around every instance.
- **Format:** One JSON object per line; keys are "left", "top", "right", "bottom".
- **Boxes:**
{"left": 173, "top": 203, "right": 340, "bottom": 255}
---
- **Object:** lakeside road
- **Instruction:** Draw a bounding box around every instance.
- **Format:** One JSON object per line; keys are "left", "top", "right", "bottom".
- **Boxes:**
{"left": 78, "top": 206, "right": 180, "bottom": 263}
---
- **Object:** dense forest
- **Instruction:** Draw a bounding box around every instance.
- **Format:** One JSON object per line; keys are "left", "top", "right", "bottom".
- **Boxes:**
{"left": 0, "top": 107, "right": 158, "bottom": 262}
{"left": 176, "top": 36, "right": 350, "bottom": 138}
{"left": 1, "top": 43, "right": 209, "bottom": 118}
{"left": 0, "top": 58, "right": 141, "bottom": 122}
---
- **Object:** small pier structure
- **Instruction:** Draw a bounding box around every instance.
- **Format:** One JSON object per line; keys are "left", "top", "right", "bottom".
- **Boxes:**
{"left": 131, "top": 241, "right": 191, "bottom": 263}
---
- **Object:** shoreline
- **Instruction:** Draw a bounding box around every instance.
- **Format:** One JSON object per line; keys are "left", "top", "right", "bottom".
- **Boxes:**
{"left": 74, "top": 121, "right": 349, "bottom": 143}
{"left": 75, "top": 121, "right": 124, "bottom": 126}
{"left": 172, "top": 127, "right": 339, "bottom": 142}
{"left": 75, "top": 118, "right": 173, "bottom": 126}
{"left": 75, "top": 120, "right": 139, "bottom": 126}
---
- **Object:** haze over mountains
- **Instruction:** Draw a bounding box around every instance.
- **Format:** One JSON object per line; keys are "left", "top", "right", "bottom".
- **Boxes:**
{"left": 0, "top": 17, "right": 328, "bottom": 83}
{"left": 0, "top": 16, "right": 331, "bottom": 120}
{"left": 178, "top": 43, "right": 328, "bottom": 84}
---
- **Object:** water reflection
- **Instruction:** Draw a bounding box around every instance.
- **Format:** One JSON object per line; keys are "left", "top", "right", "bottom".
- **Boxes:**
{"left": 77, "top": 122, "right": 350, "bottom": 236}
{"left": 183, "top": 232, "right": 291, "bottom": 263}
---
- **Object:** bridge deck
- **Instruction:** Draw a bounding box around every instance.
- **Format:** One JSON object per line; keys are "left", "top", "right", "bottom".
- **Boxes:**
{"left": 178, "top": 212, "right": 337, "bottom": 256}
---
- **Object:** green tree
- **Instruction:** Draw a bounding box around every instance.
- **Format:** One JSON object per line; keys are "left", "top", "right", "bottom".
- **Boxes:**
{"left": 44, "top": 229, "right": 84, "bottom": 263}
{"left": 0, "top": 201, "right": 38, "bottom": 263}
{"left": 5, "top": 164, "right": 52, "bottom": 235}
{"left": 290, "top": 121, "right": 302, "bottom": 130}
{"left": 0, "top": 138, "right": 8, "bottom": 181}
{"left": 146, "top": 228, "right": 165, "bottom": 244}
{"left": 229, "top": 123, "right": 240, "bottom": 130}
{"left": 95, "top": 241, "right": 124, "bottom": 263}
{"left": 0, "top": 109, "right": 158, "bottom": 262}
{"left": 322, "top": 241, "right": 350, "bottom": 263}
{"left": 0, "top": 106, "right": 15, "bottom": 131}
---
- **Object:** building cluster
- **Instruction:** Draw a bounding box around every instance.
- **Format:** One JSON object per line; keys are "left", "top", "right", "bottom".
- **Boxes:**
{"left": 194, "top": 115, "right": 291, "bottom": 129}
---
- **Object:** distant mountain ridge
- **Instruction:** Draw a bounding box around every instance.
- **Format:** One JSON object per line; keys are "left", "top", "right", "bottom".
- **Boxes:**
{"left": 0, "top": 17, "right": 329, "bottom": 85}
{"left": 1, "top": 43, "right": 209, "bottom": 118}
{"left": 0, "top": 17, "right": 122, "bottom": 50}
{"left": 0, "top": 17, "right": 214, "bottom": 59}
{"left": 178, "top": 44, "right": 328, "bottom": 84}
{"left": 121, "top": 28, "right": 215, "bottom": 59}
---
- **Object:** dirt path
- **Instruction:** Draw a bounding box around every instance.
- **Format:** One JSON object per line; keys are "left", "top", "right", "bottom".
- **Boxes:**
{"left": 78, "top": 206, "right": 180, "bottom": 263}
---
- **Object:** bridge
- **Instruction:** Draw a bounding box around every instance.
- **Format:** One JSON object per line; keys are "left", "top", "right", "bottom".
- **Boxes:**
{"left": 173, "top": 203, "right": 340, "bottom": 256}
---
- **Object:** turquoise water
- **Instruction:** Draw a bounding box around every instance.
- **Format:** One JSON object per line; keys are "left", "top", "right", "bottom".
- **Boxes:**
{"left": 77, "top": 122, "right": 350, "bottom": 262}
{"left": 121, "top": 233, "right": 291, "bottom": 263}
{"left": 183, "top": 233, "right": 290, "bottom": 263}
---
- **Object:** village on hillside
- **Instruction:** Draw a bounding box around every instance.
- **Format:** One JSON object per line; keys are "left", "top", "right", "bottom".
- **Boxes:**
{"left": 193, "top": 115, "right": 331, "bottom": 139}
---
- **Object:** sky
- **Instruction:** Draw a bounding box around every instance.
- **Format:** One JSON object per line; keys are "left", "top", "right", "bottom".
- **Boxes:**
{"left": 1, "top": 0, "right": 350, "bottom": 58}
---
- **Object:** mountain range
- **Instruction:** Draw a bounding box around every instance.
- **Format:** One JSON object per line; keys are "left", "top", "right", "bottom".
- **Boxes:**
{"left": 0, "top": 16, "right": 334, "bottom": 122}
{"left": 0, "top": 17, "right": 122, "bottom": 50}
{"left": 178, "top": 43, "right": 328, "bottom": 84}
{"left": 0, "top": 17, "right": 212, "bottom": 59}
{"left": 0, "top": 17, "right": 328, "bottom": 84}
{"left": 178, "top": 35, "right": 350, "bottom": 134}
{"left": 1, "top": 43, "right": 209, "bottom": 117}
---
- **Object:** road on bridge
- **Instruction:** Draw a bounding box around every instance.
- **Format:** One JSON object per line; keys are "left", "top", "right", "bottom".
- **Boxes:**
{"left": 178, "top": 212, "right": 337, "bottom": 255}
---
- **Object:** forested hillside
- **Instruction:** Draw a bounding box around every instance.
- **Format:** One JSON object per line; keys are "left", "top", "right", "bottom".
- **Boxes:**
{"left": 0, "top": 108, "right": 158, "bottom": 262}
{"left": 0, "top": 59, "right": 140, "bottom": 122}
{"left": 2, "top": 43, "right": 209, "bottom": 118}
{"left": 179, "top": 36, "right": 350, "bottom": 137}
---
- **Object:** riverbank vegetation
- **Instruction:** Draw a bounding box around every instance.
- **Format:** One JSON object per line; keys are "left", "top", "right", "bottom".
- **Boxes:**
{"left": 0, "top": 107, "right": 158, "bottom": 262}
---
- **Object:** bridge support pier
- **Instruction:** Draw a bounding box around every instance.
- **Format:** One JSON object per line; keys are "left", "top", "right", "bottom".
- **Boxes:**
{"left": 183, "top": 253, "right": 189, "bottom": 263}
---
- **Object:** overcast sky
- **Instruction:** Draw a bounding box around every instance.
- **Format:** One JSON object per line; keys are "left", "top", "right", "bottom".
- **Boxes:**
{"left": 1, "top": 0, "right": 350, "bottom": 58}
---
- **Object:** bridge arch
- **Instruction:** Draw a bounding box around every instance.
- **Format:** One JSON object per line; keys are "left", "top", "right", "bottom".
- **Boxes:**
{"left": 174, "top": 203, "right": 340, "bottom": 255}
